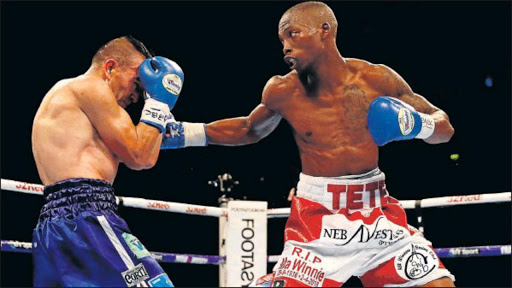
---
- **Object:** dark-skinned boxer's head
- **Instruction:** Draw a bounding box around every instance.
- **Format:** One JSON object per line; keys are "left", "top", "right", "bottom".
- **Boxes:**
{"left": 278, "top": 2, "right": 338, "bottom": 73}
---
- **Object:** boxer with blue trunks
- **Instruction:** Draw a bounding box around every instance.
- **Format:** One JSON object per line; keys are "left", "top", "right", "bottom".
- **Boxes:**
{"left": 33, "top": 179, "right": 172, "bottom": 287}
{"left": 153, "top": 2, "right": 457, "bottom": 286}
{"left": 31, "top": 36, "right": 183, "bottom": 286}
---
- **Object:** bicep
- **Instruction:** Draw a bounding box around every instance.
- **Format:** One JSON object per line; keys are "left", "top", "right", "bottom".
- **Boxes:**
{"left": 247, "top": 103, "right": 282, "bottom": 137}
{"left": 247, "top": 76, "right": 286, "bottom": 136}
{"left": 398, "top": 92, "right": 439, "bottom": 115}
{"left": 382, "top": 65, "right": 439, "bottom": 114}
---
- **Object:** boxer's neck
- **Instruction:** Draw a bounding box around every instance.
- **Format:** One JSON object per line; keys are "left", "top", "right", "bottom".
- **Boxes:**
{"left": 300, "top": 47, "right": 348, "bottom": 92}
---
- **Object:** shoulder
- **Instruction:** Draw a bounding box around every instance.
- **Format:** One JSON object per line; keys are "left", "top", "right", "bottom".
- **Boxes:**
{"left": 346, "top": 58, "right": 391, "bottom": 84}
{"left": 346, "top": 58, "right": 373, "bottom": 71}
{"left": 261, "top": 72, "right": 299, "bottom": 109}
{"left": 346, "top": 58, "right": 389, "bottom": 78}
{"left": 346, "top": 58, "right": 395, "bottom": 78}
{"left": 263, "top": 72, "right": 298, "bottom": 97}
{"left": 70, "top": 75, "right": 115, "bottom": 105}
{"left": 349, "top": 60, "right": 410, "bottom": 96}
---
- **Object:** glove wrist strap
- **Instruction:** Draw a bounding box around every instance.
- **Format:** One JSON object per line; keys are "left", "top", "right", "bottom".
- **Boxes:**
{"left": 140, "top": 98, "right": 171, "bottom": 133}
{"left": 415, "top": 113, "right": 435, "bottom": 139}
{"left": 183, "top": 122, "right": 208, "bottom": 147}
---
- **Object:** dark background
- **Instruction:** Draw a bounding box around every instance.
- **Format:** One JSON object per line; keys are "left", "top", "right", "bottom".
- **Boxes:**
{"left": 1, "top": 1, "right": 510, "bottom": 287}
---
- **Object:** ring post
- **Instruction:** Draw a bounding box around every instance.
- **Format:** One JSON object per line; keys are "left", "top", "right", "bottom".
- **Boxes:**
{"left": 414, "top": 199, "right": 425, "bottom": 234}
{"left": 210, "top": 174, "right": 238, "bottom": 287}
{"left": 218, "top": 196, "right": 230, "bottom": 287}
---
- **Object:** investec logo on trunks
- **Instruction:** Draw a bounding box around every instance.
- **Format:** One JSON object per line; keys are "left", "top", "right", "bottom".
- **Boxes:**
{"left": 275, "top": 247, "right": 325, "bottom": 287}
{"left": 326, "top": 180, "right": 388, "bottom": 210}
{"left": 321, "top": 215, "right": 407, "bottom": 247}
{"left": 122, "top": 263, "right": 149, "bottom": 287}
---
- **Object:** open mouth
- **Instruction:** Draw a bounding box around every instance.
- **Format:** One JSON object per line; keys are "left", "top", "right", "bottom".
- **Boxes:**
{"left": 284, "top": 57, "right": 297, "bottom": 69}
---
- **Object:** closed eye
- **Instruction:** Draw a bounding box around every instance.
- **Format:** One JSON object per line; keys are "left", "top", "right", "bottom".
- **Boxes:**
{"left": 134, "top": 79, "right": 143, "bottom": 94}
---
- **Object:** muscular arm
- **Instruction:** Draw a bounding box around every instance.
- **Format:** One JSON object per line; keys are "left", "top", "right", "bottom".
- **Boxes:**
{"left": 206, "top": 104, "right": 282, "bottom": 145}
{"left": 376, "top": 65, "right": 455, "bottom": 144}
{"left": 206, "top": 77, "right": 284, "bottom": 146}
{"left": 78, "top": 80, "right": 162, "bottom": 170}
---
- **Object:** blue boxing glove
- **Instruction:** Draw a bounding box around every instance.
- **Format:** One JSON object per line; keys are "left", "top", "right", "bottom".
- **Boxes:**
{"left": 367, "top": 96, "right": 435, "bottom": 146}
{"left": 161, "top": 114, "right": 208, "bottom": 149}
{"left": 139, "top": 56, "right": 184, "bottom": 132}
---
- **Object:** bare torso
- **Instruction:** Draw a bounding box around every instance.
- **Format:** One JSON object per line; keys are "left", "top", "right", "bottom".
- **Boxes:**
{"left": 32, "top": 76, "right": 119, "bottom": 185}
{"left": 271, "top": 59, "right": 388, "bottom": 177}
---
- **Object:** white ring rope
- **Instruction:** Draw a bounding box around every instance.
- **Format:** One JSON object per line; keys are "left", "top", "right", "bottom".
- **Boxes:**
{"left": 1, "top": 179, "right": 225, "bottom": 218}
{"left": 2, "top": 177, "right": 511, "bottom": 276}
{"left": 2, "top": 178, "right": 511, "bottom": 218}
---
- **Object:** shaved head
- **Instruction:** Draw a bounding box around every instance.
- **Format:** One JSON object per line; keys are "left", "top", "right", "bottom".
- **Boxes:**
{"left": 279, "top": 1, "right": 338, "bottom": 38}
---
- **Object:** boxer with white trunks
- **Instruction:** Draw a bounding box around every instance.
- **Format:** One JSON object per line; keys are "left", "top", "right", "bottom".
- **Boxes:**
{"left": 154, "top": 2, "right": 456, "bottom": 286}
{"left": 256, "top": 169, "right": 453, "bottom": 286}
{"left": 252, "top": 222, "right": 431, "bottom": 287}
{"left": 31, "top": 36, "right": 182, "bottom": 286}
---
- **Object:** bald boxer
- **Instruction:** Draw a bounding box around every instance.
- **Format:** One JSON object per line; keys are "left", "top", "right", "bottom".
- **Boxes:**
{"left": 31, "top": 36, "right": 182, "bottom": 287}
{"left": 157, "top": 1, "right": 456, "bottom": 287}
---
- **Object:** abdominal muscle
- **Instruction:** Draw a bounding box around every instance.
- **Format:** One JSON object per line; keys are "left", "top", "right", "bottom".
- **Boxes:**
{"left": 297, "top": 138, "right": 379, "bottom": 177}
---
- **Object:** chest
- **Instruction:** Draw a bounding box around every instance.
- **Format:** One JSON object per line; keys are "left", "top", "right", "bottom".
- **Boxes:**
{"left": 281, "top": 83, "right": 381, "bottom": 141}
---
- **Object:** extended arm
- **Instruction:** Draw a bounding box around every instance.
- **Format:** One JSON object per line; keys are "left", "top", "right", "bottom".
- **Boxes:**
{"left": 206, "top": 103, "right": 282, "bottom": 146}
{"left": 161, "top": 76, "right": 284, "bottom": 148}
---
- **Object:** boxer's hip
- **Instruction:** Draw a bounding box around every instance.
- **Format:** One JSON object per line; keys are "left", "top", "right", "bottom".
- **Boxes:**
{"left": 38, "top": 178, "right": 118, "bottom": 223}
{"left": 296, "top": 167, "right": 392, "bottom": 212}
{"left": 32, "top": 178, "right": 172, "bottom": 287}
{"left": 286, "top": 168, "right": 409, "bottom": 246}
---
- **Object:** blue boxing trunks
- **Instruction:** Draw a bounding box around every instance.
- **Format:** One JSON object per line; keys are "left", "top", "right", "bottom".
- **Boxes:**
{"left": 32, "top": 178, "right": 173, "bottom": 287}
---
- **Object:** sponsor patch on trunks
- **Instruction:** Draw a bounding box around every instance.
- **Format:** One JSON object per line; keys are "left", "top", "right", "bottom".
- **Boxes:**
{"left": 394, "top": 244, "right": 438, "bottom": 280}
{"left": 122, "top": 232, "right": 151, "bottom": 259}
{"left": 148, "top": 273, "right": 174, "bottom": 287}
{"left": 274, "top": 246, "right": 325, "bottom": 286}
{"left": 122, "top": 263, "right": 149, "bottom": 287}
{"left": 320, "top": 214, "right": 407, "bottom": 248}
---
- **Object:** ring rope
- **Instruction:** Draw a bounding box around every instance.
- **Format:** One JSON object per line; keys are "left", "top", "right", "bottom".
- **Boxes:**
{"left": 2, "top": 179, "right": 511, "bottom": 266}
{"left": 3, "top": 179, "right": 510, "bottom": 219}
{"left": 2, "top": 240, "right": 510, "bottom": 264}
{"left": 1, "top": 240, "right": 224, "bottom": 265}
{"left": 1, "top": 179, "right": 224, "bottom": 218}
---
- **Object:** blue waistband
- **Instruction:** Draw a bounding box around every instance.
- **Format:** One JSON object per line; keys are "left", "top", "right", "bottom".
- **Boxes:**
{"left": 39, "top": 178, "right": 118, "bottom": 221}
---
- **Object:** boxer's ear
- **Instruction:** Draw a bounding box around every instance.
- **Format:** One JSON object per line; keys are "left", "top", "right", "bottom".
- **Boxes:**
{"left": 321, "top": 22, "right": 331, "bottom": 40}
{"left": 104, "top": 59, "right": 117, "bottom": 79}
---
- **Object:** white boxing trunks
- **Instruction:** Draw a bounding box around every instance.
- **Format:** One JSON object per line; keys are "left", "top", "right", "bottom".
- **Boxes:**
{"left": 270, "top": 168, "right": 455, "bottom": 287}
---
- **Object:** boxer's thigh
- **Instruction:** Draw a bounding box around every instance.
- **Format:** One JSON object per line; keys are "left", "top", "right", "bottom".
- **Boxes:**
{"left": 31, "top": 214, "right": 130, "bottom": 286}
{"left": 271, "top": 241, "right": 348, "bottom": 287}
{"left": 417, "top": 276, "right": 455, "bottom": 287}
{"left": 359, "top": 235, "right": 455, "bottom": 287}
{"left": 32, "top": 226, "right": 60, "bottom": 287}
{"left": 45, "top": 211, "right": 171, "bottom": 287}
{"left": 104, "top": 211, "right": 174, "bottom": 287}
